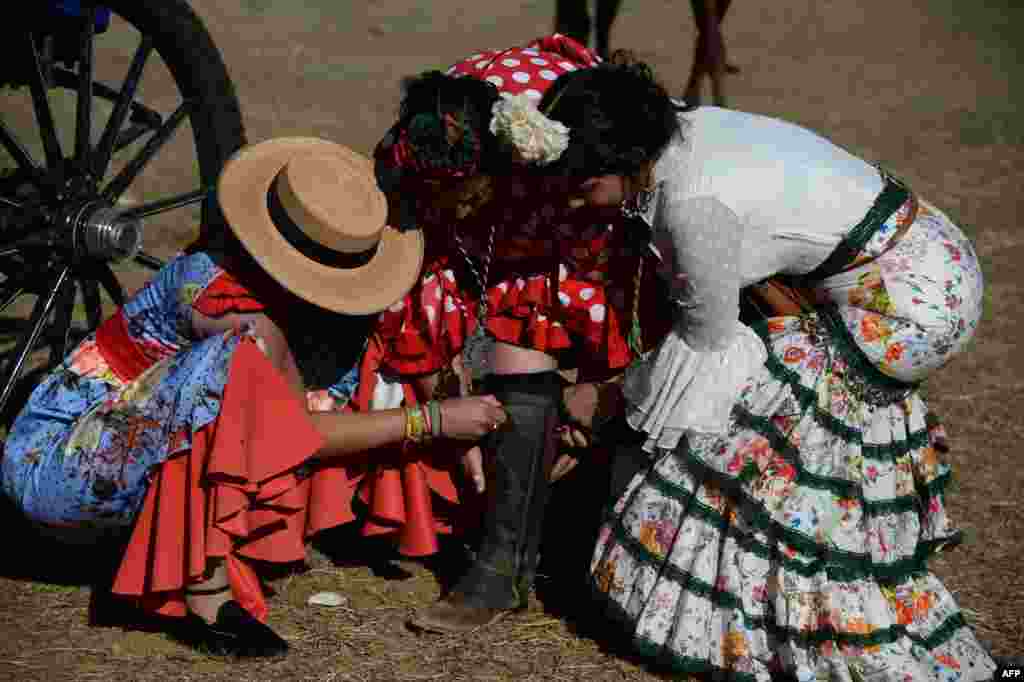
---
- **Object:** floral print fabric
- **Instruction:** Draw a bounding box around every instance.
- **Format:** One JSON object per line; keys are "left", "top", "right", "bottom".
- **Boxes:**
{"left": 1, "top": 252, "right": 357, "bottom": 532}
{"left": 2, "top": 253, "right": 225, "bottom": 529}
{"left": 818, "top": 200, "right": 984, "bottom": 383}
{"left": 590, "top": 196, "right": 994, "bottom": 680}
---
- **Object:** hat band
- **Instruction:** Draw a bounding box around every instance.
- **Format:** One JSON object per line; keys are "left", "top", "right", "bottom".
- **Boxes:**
{"left": 266, "top": 174, "right": 378, "bottom": 269}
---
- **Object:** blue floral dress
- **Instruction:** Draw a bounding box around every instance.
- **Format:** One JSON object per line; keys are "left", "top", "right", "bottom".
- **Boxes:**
{"left": 1, "top": 251, "right": 357, "bottom": 535}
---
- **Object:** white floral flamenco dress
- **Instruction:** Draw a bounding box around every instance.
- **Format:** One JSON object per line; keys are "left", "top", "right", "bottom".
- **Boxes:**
{"left": 589, "top": 109, "right": 994, "bottom": 682}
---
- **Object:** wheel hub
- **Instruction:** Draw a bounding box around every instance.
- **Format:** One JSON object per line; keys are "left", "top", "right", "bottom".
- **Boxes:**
{"left": 63, "top": 199, "right": 142, "bottom": 262}
{"left": 11, "top": 159, "right": 144, "bottom": 264}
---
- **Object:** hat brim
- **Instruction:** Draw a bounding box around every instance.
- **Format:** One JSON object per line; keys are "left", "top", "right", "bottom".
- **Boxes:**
{"left": 217, "top": 137, "right": 424, "bottom": 315}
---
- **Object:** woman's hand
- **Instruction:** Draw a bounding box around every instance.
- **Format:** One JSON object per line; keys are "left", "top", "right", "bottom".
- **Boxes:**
{"left": 438, "top": 395, "right": 506, "bottom": 494}
{"left": 462, "top": 445, "right": 486, "bottom": 493}
{"left": 562, "top": 382, "right": 600, "bottom": 431}
{"left": 546, "top": 380, "right": 624, "bottom": 484}
{"left": 439, "top": 394, "right": 507, "bottom": 441}
{"left": 548, "top": 420, "right": 591, "bottom": 483}
{"left": 550, "top": 452, "right": 581, "bottom": 484}
{"left": 461, "top": 424, "right": 590, "bottom": 493}
{"left": 562, "top": 380, "right": 623, "bottom": 432}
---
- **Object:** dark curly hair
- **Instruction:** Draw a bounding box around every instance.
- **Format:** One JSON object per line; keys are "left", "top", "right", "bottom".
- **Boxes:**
{"left": 395, "top": 70, "right": 503, "bottom": 174}
{"left": 538, "top": 52, "right": 683, "bottom": 177}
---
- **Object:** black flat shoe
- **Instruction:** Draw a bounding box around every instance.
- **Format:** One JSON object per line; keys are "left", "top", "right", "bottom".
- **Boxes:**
{"left": 177, "top": 600, "right": 289, "bottom": 658}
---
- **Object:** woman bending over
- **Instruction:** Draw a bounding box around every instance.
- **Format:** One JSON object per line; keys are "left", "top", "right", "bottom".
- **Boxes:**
{"left": 542, "top": 56, "right": 994, "bottom": 680}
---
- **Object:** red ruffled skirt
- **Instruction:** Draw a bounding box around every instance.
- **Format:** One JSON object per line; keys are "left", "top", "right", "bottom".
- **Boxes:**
{"left": 335, "top": 334, "right": 481, "bottom": 557}
{"left": 111, "top": 340, "right": 332, "bottom": 621}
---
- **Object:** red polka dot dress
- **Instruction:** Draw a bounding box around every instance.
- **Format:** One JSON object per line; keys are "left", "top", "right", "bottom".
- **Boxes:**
{"left": 349, "top": 36, "right": 671, "bottom": 557}
{"left": 377, "top": 35, "right": 656, "bottom": 378}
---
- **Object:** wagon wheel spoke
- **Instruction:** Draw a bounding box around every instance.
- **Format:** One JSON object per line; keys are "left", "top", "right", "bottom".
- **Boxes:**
{"left": 112, "top": 124, "right": 152, "bottom": 152}
{"left": 74, "top": 3, "right": 97, "bottom": 170}
{"left": 25, "top": 33, "right": 63, "bottom": 170}
{"left": 48, "top": 274, "right": 78, "bottom": 365}
{"left": 95, "top": 262, "right": 125, "bottom": 307}
{"left": 0, "top": 250, "right": 27, "bottom": 276}
{"left": 50, "top": 66, "right": 162, "bottom": 131}
{"left": 124, "top": 188, "right": 207, "bottom": 219}
{"left": 92, "top": 36, "right": 153, "bottom": 179}
{"left": 80, "top": 274, "right": 103, "bottom": 331}
{"left": 133, "top": 251, "right": 164, "bottom": 271}
{"left": 0, "top": 216, "right": 50, "bottom": 250}
{"left": 101, "top": 101, "right": 190, "bottom": 203}
{"left": 0, "top": 281, "right": 26, "bottom": 315}
{"left": 0, "top": 117, "right": 39, "bottom": 175}
{"left": 0, "top": 266, "right": 71, "bottom": 419}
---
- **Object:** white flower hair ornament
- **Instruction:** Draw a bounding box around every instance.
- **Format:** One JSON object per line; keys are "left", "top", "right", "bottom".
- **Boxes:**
{"left": 489, "top": 92, "right": 569, "bottom": 166}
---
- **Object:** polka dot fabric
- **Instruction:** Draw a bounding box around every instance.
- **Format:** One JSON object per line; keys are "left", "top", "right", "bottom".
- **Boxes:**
{"left": 446, "top": 33, "right": 601, "bottom": 101}
{"left": 373, "top": 35, "right": 645, "bottom": 374}
{"left": 374, "top": 215, "right": 674, "bottom": 378}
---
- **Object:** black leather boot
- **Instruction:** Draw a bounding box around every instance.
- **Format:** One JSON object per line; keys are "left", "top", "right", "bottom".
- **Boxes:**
{"left": 410, "top": 371, "right": 561, "bottom": 633}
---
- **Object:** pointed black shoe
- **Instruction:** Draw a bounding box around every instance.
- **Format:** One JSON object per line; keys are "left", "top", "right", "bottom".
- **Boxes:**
{"left": 178, "top": 600, "right": 289, "bottom": 658}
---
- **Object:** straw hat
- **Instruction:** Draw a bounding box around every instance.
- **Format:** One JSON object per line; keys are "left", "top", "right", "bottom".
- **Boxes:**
{"left": 217, "top": 137, "right": 424, "bottom": 315}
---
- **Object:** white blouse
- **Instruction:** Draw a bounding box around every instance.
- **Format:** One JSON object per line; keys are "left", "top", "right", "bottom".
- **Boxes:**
{"left": 624, "top": 106, "right": 885, "bottom": 452}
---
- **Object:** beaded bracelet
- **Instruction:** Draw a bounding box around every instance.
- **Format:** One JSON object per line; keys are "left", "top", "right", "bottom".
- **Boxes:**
{"left": 426, "top": 400, "right": 443, "bottom": 439}
{"left": 404, "top": 404, "right": 428, "bottom": 444}
{"left": 422, "top": 402, "right": 433, "bottom": 440}
{"left": 412, "top": 405, "right": 428, "bottom": 443}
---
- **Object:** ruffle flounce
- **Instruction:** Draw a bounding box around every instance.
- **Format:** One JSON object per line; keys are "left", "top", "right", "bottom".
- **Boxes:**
{"left": 376, "top": 261, "right": 477, "bottom": 377}
{"left": 485, "top": 268, "right": 633, "bottom": 370}
{"left": 376, "top": 257, "right": 640, "bottom": 376}
{"left": 341, "top": 334, "right": 475, "bottom": 557}
{"left": 590, "top": 315, "right": 994, "bottom": 681}
{"left": 623, "top": 321, "right": 768, "bottom": 452}
{"left": 111, "top": 339, "right": 326, "bottom": 621}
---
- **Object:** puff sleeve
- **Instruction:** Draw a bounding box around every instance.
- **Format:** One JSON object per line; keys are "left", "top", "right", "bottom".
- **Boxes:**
{"left": 623, "top": 196, "right": 767, "bottom": 452}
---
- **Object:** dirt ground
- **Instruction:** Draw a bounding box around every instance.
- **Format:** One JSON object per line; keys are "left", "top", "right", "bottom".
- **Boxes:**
{"left": 0, "top": 0, "right": 1022, "bottom": 680}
